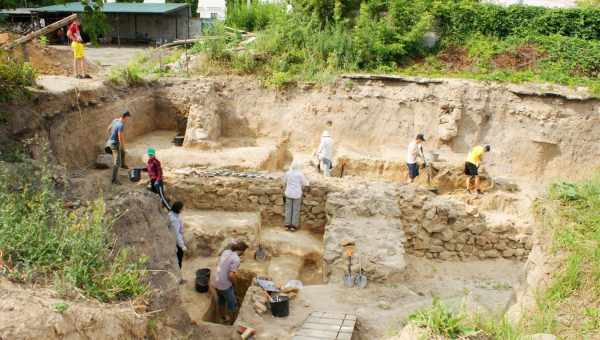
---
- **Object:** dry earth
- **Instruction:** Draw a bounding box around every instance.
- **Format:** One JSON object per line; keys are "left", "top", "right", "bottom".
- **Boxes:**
{"left": 1, "top": 72, "right": 599, "bottom": 339}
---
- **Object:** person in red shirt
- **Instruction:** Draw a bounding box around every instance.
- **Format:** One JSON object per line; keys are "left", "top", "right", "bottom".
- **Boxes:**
{"left": 145, "top": 147, "right": 163, "bottom": 191}
{"left": 66, "top": 17, "right": 88, "bottom": 79}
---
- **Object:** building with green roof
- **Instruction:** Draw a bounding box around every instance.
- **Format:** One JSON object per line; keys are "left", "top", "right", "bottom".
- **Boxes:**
{"left": 32, "top": 2, "right": 190, "bottom": 44}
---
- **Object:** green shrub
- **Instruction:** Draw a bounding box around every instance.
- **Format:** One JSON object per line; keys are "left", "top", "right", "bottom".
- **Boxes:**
{"left": 409, "top": 297, "right": 476, "bottom": 338}
{"left": 225, "top": 2, "right": 285, "bottom": 32}
{"left": 108, "top": 62, "right": 145, "bottom": 87}
{"left": 0, "top": 59, "right": 36, "bottom": 103}
{"left": 0, "top": 163, "right": 148, "bottom": 302}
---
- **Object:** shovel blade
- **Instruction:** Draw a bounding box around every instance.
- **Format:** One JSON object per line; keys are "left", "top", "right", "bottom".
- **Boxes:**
{"left": 343, "top": 274, "right": 354, "bottom": 287}
{"left": 355, "top": 274, "right": 367, "bottom": 289}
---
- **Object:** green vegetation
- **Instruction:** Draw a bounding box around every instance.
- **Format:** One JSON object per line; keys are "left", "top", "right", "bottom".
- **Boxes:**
{"left": 108, "top": 48, "right": 184, "bottom": 86}
{"left": 409, "top": 298, "right": 478, "bottom": 338}
{"left": 0, "top": 59, "right": 36, "bottom": 103}
{"left": 197, "top": 0, "right": 600, "bottom": 94}
{"left": 408, "top": 298, "right": 522, "bottom": 339}
{"left": 0, "top": 162, "right": 148, "bottom": 302}
{"left": 527, "top": 174, "right": 600, "bottom": 338}
{"left": 51, "top": 302, "right": 69, "bottom": 313}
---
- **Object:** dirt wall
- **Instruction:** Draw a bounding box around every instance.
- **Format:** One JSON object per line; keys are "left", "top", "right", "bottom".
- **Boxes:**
{"left": 2, "top": 85, "right": 181, "bottom": 169}
{"left": 159, "top": 76, "right": 600, "bottom": 183}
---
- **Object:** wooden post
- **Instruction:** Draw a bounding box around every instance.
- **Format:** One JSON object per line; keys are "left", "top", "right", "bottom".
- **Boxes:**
{"left": 2, "top": 13, "right": 78, "bottom": 50}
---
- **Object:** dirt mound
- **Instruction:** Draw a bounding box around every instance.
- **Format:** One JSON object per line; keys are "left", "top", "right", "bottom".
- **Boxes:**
{"left": 0, "top": 279, "right": 146, "bottom": 340}
{"left": 438, "top": 45, "right": 472, "bottom": 71}
{"left": 492, "top": 44, "right": 547, "bottom": 70}
{"left": 5, "top": 34, "right": 99, "bottom": 76}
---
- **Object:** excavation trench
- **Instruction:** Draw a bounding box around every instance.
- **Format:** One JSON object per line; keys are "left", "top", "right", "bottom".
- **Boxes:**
{"left": 9, "top": 75, "right": 600, "bottom": 339}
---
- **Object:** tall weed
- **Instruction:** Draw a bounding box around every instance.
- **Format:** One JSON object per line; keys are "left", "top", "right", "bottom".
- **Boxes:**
{"left": 0, "top": 162, "right": 148, "bottom": 302}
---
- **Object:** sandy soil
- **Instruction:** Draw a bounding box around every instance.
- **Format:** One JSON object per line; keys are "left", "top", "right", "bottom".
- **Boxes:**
{"left": 127, "top": 130, "right": 287, "bottom": 171}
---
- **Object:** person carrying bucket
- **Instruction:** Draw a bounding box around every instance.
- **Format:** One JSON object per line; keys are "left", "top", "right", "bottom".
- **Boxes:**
{"left": 105, "top": 110, "right": 131, "bottom": 185}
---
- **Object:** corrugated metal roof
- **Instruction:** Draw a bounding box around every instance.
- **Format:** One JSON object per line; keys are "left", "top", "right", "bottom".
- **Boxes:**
{"left": 0, "top": 8, "right": 34, "bottom": 15}
{"left": 33, "top": 2, "right": 188, "bottom": 14}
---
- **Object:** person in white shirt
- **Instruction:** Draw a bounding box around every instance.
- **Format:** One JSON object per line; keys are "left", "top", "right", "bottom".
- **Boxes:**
{"left": 406, "top": 133, "right": 426, "bottom": 184}
{"left": 168, "top": 201, "right": 187, "bottom": 275}
{"left": 283, "top": 160, "right": 309, "bottom": 232}
{"left": 316, "top": 127, "right": 334, "bottom": 177}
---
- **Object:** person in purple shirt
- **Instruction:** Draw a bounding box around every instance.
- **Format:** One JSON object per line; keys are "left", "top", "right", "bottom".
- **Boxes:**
{"left": 213, "top": 241, "right": 248, "bottom": 323}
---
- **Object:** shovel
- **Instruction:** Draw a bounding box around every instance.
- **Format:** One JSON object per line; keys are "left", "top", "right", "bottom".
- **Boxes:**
{"left": 254, "top": 220, "right": 267, "bottom": 262}
{"left": 355, "top": 255, "right": 367, "bottom": 289}
{"left": 343, "top": 254, "right": 354, "bottom": 287}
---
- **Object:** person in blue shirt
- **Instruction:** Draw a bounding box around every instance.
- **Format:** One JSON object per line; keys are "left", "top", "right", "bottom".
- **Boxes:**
{"left": 106, "top": 111, "right": 131, "bottom": 185}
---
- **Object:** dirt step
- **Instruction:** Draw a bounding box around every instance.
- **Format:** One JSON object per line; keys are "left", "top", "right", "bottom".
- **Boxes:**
{"left": 182, "top": 209, "right": 261, "bottom": 257}
{"left": 260, "top": 227, "right": 323, "bottom": 261}
{"left": 267, "top": 255, "right": 304, "bottom": 287}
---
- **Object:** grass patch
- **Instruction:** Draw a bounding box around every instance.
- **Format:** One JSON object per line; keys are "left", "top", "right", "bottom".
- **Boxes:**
{"left": 0, "top": 58, "right": 36, "bottom": 103}
{"left": 0, "top": 161, "right": 148, "bottom": 302}
{"left": 107, "top": 48, "right": 185, "bottom": 86}
{"left": 525, "top": 174, "right": 600, "bottom": 338}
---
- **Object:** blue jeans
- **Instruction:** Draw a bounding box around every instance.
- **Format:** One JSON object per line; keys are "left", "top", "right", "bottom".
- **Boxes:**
{"left": 321, "top": 158, "right": 332, "bottom": 177}
{"left": 217, "top": 286, "right": 237, "bottom": 312}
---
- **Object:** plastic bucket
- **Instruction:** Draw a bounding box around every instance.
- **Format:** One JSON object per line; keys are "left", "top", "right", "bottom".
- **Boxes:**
{"left": 173, "top": 136, "right": 184, "bottom": 147}
{"left": 270, "top": 295, "right": 289, "bottom": 317}
{"left": 128, "top": 168, "right": 141, "bottom": 182}
{"left": 195, "top": 268, "right": 210, "bottom": 293}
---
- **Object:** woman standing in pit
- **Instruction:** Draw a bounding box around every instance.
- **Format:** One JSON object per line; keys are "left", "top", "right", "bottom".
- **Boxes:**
{"left": 168, "top": 201, "right": 187, "bottom": 283}
{"left": 283, "top": 160, "right": 309, "bottom": 232}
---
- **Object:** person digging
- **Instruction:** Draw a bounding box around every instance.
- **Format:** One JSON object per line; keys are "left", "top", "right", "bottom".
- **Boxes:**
{"left": 406, "top": 133, "right": 426, "bottom": 184}
{"left": 213, "top": 241, "right": 249, "bottom": 324}
{"left": 464, "top": 144, "right": 491, "bottom": 194}
{"left": 105, "top": 111, "right": 131, "bottom": 185}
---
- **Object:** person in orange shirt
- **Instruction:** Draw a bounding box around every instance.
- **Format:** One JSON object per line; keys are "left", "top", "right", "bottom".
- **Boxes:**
{"left": 464, "top": 144, "right": 491, "bottom": 194}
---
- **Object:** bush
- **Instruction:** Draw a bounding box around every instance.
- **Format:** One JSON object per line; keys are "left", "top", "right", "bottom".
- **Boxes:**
{"left": 0, "top": 59, "right": 36, "bottom": 103}
{"left": 0, "top": 163, "right": 148, "bottom": 302}
{"left": 225, "top": 2, "right": 285, "bottom": 32}
{"left": 409, "top": 297, "right": 476, "bottom": 338}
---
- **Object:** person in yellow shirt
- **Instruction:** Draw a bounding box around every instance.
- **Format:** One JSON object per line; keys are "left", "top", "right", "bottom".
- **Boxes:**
{"left": 464, "top": 144, "right": 491, "bottom": 194}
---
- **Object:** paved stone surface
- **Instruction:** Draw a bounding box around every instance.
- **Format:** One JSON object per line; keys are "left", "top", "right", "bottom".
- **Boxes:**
{"left": 292, "top": 311, "right": 357, "bottom": 340}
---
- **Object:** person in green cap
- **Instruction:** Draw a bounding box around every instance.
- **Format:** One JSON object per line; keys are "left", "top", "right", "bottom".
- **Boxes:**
{"left": 144, "top": 147, "right": 163, "bottom": 192}
{"left": 141, "top": 147, "right": 171, "bottom": 209}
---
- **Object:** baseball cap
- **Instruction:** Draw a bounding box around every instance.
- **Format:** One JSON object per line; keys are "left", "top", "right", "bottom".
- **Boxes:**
{"left": 147, "top": 147, "right": 156, "bottom": 156}
{"left": 416, "top": 133, "right": 426, "bottom": 141}
{"left": 122, "top": 110, "right": 131, "bottom": 117}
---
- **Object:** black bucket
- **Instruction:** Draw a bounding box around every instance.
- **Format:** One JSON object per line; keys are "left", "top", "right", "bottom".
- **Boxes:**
{"left": 173, "top": 136, "right": 184, "bottom": 147}
{"left": 129, "top": 168, "right": 141, "bottom": 182}
{"left": 195, "top": 268, "right": 210, "bottom": 293}
{"left": 270, "top": 295, "right": 289, "bottom": 318}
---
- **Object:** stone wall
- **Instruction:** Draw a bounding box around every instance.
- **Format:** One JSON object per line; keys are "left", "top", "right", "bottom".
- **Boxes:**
{"left": 167, "top": 173, "right": 329, "bottom": 233}
{"left": 326, "top": 182, "right": 532, "bottom": 263}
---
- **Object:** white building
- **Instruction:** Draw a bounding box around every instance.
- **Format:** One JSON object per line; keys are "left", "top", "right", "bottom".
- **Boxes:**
{"left": 197, "top": 0, "right": 226, "bottom": 20}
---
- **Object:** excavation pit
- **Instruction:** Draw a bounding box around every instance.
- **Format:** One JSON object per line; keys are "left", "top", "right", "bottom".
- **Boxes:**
{"left": 17, "top": 75, "right": 591, "bottom": 339}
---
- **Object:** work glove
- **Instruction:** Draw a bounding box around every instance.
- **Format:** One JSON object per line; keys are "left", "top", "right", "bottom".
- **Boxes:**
{"left": 182, "top": 245, "right": 188, "bottom": 252}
